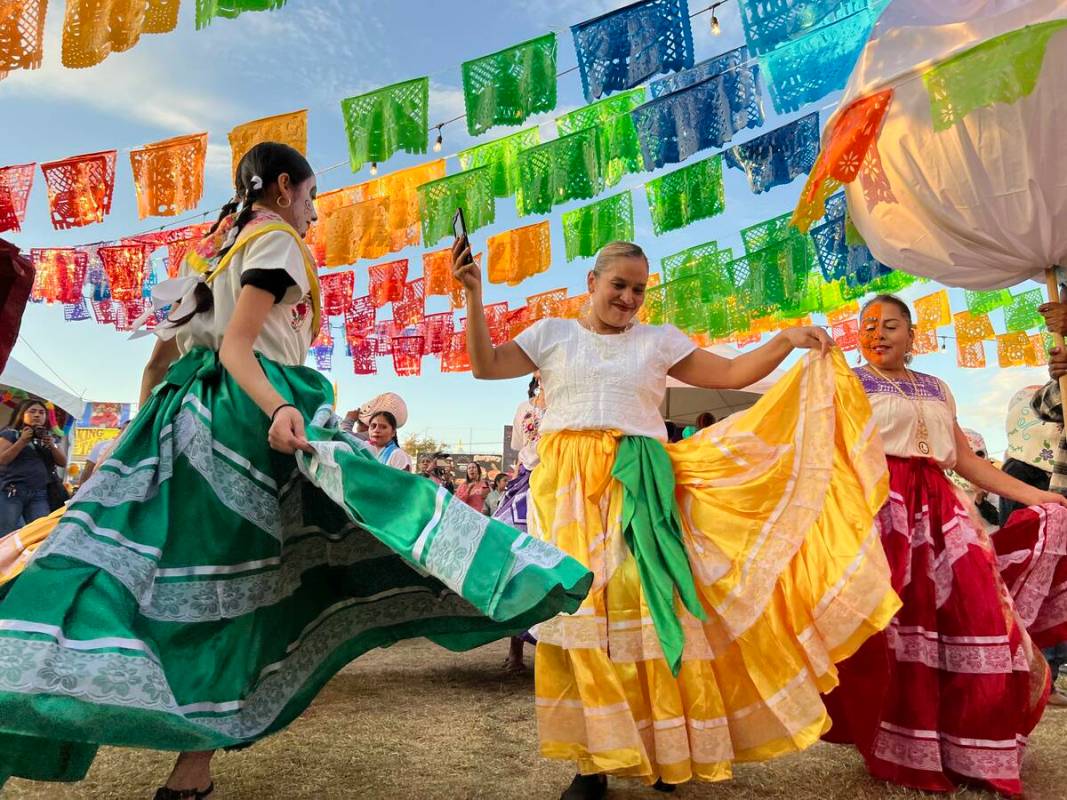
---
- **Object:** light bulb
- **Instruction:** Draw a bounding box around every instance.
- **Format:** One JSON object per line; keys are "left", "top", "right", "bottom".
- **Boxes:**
{"left": 369, "top": 162, "right": 378, "bottom": 176}
{"left": 712, "top": 14, "right": 721, "bottom": 35}
{"left": 433, "top": 131, "right": 443, "bottom": 152}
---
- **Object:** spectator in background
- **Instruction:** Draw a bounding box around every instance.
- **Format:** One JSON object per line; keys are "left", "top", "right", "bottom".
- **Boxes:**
{"left": 664, "top": 421, "right": 683, "bottom": 443}
{"left": 456, "top": 462, "right": 491, "bottom": 513}
{"left": 341, "top": 409, "right": 368, "bottom": 437}
{"left": 366, "top": 411, "right": 412, "bottom": 471}
{"left": 484, "top": 473, "right": 508, "bottom": 516}
{"left": 959, "top": 429, "right": 1001, "bottom": 528}
{"left": 342, "top": 392, "right": 407, "bottom": 441}
{"left": 434, "top": 455, "right": 456, "bottom": 493}
{"left": 0, "top": 399, "right": 67, "bottom": 535}
{"left": 496, "top": 375, "right": 546, "bottom": 672}
{"left": 1035, "top": 295, "right": 1067, "bottom": 497}
{"left": 682, "top": 411, "right": 718, "bottom": 439}
{"left": 1000, "top": 385, "right": 1059, "bottom": 524}
{"left": 1028, "top": 314, "right": 1067, "bottom": 708}
{"left": 417, "top": 455, "right": 435, "bottom": 480}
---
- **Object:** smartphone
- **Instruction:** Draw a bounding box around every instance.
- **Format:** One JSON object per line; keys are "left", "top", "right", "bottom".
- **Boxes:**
{"left": 452, "top": 208, "right": 475, "bottom": 268}
{"left": 452, "top": 207, "right": 467, "bottom": 241}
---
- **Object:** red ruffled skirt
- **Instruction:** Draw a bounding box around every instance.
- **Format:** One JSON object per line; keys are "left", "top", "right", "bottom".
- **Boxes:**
{"left": 995, "top": 503, "right": 1067, "bottom": 650}
{"left": 823, "top": 456, "right": 1051, "bottom": 796}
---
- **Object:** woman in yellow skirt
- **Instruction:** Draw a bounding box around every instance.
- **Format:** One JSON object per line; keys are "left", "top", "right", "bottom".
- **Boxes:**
{"left": 452, "top": 238, "right": 901, "bottom": 799}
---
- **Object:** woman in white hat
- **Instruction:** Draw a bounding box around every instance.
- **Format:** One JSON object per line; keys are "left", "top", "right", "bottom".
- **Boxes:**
{"left": 366, "top": 410, "right": 412, "bottom": 472}
{"left": 341, "top": 391, "right": 408, "bottom": 438}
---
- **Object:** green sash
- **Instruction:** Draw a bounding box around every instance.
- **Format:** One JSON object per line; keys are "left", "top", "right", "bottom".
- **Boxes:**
{"left": 611, "top": 436, "right": 707, "bottom": 676}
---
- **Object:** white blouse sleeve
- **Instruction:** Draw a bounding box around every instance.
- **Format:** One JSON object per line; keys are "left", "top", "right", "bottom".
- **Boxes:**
{"left": 513, "top": 319, "right": 553, "bottom": 366}
{"left": 240, "top": 230, "right": 309, "bottom": 305}
{"left": 388, "top": 448, "right": 413, "bottom": 471}
{"left": 658, "top": 324, "right": 698, "bottom": 369}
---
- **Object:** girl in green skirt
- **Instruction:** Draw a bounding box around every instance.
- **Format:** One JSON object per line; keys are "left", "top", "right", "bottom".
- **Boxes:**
{"left": 0, "top": 143, "right": 591, "bottom": 798}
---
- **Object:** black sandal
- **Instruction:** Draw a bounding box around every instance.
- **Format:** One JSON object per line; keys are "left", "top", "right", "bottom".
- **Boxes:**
{"left": 653, "top": 778, "right": 676, "bottom": 793}
{"left": 153, "top": 782, "right": 214, "bottom": 800}
{"left": 560, "top": 773, "right": 607, "bottom": 800}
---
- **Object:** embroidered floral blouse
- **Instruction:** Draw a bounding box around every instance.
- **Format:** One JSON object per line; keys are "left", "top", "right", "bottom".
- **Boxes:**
{"left": 855, "top": 366, "right": 959, "bottom": 470}
{"left": 511, "top": 400, "right": 545, "bottom": 470}
{"left": 1005, "top": 385, "right": 1058, "bottom": 473}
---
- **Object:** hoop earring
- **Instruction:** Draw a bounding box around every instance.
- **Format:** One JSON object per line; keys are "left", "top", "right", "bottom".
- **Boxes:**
{"left": 277, "top": 195, "right": 292, "bottom": 209}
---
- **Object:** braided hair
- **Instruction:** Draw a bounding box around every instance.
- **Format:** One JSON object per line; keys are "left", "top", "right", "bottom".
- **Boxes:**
{"left": 170, "top": 142, "right": 314, "bottom": 327}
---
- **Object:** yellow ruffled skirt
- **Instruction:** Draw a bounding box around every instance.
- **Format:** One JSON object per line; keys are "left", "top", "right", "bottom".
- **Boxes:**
{"left": 530, "top": 350, "right": 900, "bottom": 785}
{"left": 0, "top": 507, "right": 63, "bottom": 586}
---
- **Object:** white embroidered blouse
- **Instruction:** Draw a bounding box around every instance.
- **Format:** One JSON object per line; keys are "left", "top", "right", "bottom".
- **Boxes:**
{"left": 514, "top": 318, "right": 696, "bottom": 440}
{"left": 174, "top": 231, "right": 314, "bottom": 367}
{"left": 855, "top": 366, "right": 959, "bottom": 469}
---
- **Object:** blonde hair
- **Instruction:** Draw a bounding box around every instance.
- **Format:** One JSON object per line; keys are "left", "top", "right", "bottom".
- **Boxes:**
{"left": 592, "top": 241, "right": 648, "bottom": 276}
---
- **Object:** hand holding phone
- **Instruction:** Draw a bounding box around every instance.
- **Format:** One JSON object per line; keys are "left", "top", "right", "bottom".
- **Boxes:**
{"left": 452, "top": 208, "right": 475, "bottom": 267}
{"left": 451, "top": 208, "right": 480, "bottom": 294}
{"left": 452, "top": 207, "right": 467, "bottom": 241}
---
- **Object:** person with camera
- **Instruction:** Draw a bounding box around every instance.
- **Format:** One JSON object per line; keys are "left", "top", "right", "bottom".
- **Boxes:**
{"left": 0, "top": 399, "right": 67, "bottom": 535}
{"left": 456, "top": 461, "right": 492, "bottom": 513}
{"left": 424, "top": 454, "right": 456, "bottom": 492}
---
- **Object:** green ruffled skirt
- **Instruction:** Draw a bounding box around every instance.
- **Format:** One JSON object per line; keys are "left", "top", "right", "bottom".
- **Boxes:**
{"left": 0, "top": 347, "right": 591, "bottom": 786}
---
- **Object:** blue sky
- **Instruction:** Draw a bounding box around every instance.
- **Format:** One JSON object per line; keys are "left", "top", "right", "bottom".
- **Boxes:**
{"left": 2, "top": 0, "right": 1051, "bottom": 456}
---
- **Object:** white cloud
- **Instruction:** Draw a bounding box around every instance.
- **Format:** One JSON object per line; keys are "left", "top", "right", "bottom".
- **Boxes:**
{"left": 0, "top": 8, "right": 246, "bottom": 135}
{"left": 204, "top": 142, "right": 233, "bottom": 183}
{"left": 522, "top": 0, "right": 617, "bottom": 29}
{"left": 955, "top": 366, "right": 1051, "bottom": 456}
{"left": 230, "top": 0, "right": 393, "bottom": 106}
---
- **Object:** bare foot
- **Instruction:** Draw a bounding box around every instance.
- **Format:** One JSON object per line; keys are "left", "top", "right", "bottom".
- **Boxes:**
{"left": 1048, "top": 689, "right": 1067, "bottom": 707}
{"left": 503, "top": 656, "right": 526, "bottom": 673}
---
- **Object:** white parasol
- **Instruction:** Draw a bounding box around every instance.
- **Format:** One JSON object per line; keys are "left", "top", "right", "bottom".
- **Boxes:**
{"left": 793, "top": 0, "right": 1067, "bottom": 388}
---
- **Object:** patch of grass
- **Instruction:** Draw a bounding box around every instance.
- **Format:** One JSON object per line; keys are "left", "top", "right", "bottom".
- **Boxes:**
{"left": 6, "top": 640, "right": 1066, "bottom": 799}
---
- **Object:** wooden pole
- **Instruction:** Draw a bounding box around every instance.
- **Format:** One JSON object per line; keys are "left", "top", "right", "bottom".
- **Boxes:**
{"left": 1044, "top": 266, "right": 1067, "bottom": 401}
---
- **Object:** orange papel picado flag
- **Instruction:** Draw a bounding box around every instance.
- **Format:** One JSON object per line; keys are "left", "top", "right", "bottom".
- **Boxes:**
{"left": 324, "top": 196, "right": 393, "bottom": 267}
{"left": 487, "top": 221, "right": 551, "bottom": 286}
{"left": 41, "top": 149, "right": 117, "bottom": 229}
{"left": 130, "top": 132, "right": 208, "bottom": 219}
{"left": 0, "top": 0, "right": 48, "bottom": 75}
{"left": 228, "top": 109, "right": 307, "bottom": 179}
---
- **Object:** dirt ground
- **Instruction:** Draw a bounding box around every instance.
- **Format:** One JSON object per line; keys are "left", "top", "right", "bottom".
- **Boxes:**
{"left": 4, "top": 639, "right": 1066, "bottom": 800}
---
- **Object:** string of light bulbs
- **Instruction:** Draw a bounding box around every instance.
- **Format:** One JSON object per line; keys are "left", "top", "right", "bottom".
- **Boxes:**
{"left": 26, "top": 0, "right": 744, "bottom": 245}
{"left": 387, "top": 0, "right": 737, "bottom": 168}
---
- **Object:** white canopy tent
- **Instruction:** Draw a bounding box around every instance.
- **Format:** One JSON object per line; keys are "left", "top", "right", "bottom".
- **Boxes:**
{"left": 661, "top": 344, "right": 786, "bottom": 426}
{"left": 0, "top": 356, "right": 86, "bottom": 423}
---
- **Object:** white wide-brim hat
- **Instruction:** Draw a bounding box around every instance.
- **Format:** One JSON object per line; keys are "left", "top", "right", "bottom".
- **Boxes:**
{"left": 358, "top": 392, "right": 408, "bottom": 428}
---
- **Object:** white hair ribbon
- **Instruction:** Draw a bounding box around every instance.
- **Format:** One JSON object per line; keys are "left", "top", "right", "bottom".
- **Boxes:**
{"left": 250, "top": 175, "right": 264, "bottom": 191}
{"left": 128, "top": 274, "right": 205, "bottom": 341}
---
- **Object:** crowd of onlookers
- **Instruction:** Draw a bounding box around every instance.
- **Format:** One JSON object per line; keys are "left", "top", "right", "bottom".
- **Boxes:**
{"left": 343, "top": 391, "right": 515, "bottom": 516}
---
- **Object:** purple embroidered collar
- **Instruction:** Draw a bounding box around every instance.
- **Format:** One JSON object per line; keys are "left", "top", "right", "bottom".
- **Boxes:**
{"left": 854, "top": 366, "right": 946, "bottom": 401}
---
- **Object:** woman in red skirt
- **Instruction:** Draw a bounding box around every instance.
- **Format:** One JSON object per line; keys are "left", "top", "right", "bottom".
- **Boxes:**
{"left": 823, "top": 294, "right": 1067, "bottom": 796}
